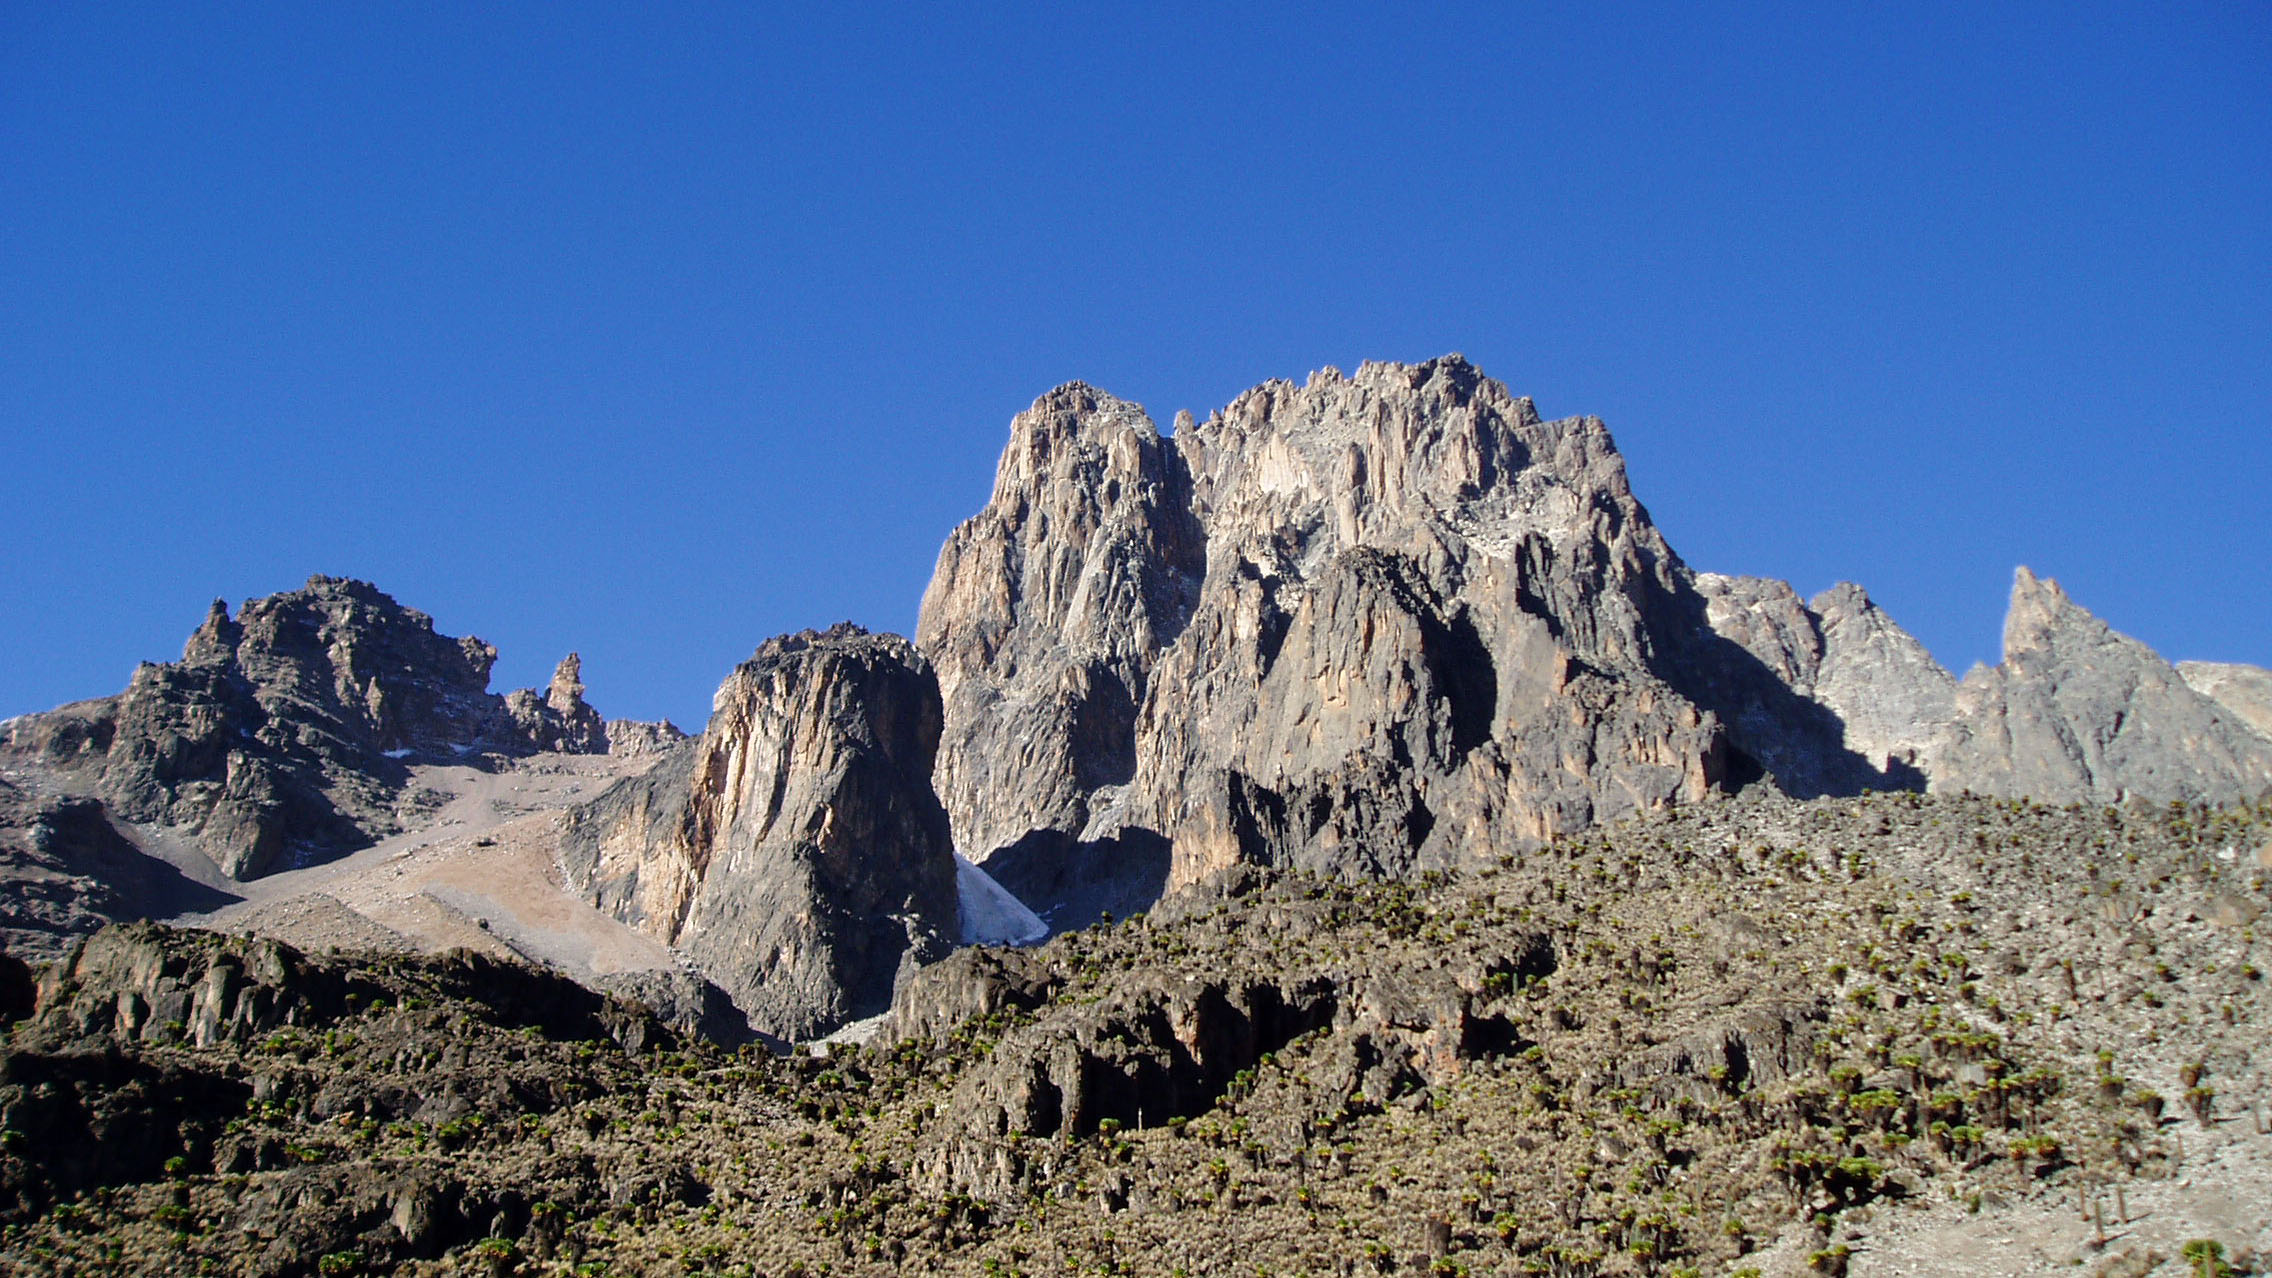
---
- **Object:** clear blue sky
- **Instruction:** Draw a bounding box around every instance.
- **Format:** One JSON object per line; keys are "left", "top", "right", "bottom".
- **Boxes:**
{"left": 4, "top": 2, "right": 2266, "bottom": 729}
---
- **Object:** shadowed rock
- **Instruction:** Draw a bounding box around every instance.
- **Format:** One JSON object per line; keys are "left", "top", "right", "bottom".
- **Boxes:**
{"left": 2, "top": 577, "right": 614, "bottom": 881}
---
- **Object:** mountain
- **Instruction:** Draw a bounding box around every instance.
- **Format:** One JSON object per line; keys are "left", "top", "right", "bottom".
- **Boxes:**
{"left": 918, "top": 357, "right": 2270, "bottom": 927}
{"left": 3, "top": 355, "right": 2271, "bottom": 1274}
{"left": 0, "top": 577, "right": 680, "bottom": 956}
{"left": 4, "top": 356, "right": 2268, "bottom": 1030}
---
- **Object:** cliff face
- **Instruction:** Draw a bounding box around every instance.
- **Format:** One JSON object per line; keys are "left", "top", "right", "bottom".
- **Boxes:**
{"left": 1692, "top": 574, "right": 1958, "bottom": 783}
{"left": 920, "top": 358, "right": 1898, "bottom": 903}
{"left": 561, "top": 625, "right": 958, "bottom": 1041}
{"left": 2, "top": 577, "right": 616, "bottom": 880}
{"left": 918, "top": 359, "right": 2271, "bottom": 923}
{"left": 915, "top": 384, "right": 1206, "bottom": 881}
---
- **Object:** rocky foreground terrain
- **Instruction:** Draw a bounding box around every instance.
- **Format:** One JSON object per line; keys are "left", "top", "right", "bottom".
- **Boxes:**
{"left": 2, "top": 355, "right": 2269, "bottom": 1274}
{"left": 2, "top": 791, "right": 2266, "bottom": 1275}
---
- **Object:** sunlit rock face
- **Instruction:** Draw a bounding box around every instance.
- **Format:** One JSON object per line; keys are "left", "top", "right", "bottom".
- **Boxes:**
{"left": 561, "top": 624, "right": 958, "bottom": 1041}
{"left": 918, "top": 358, "right": 2272, "bottom": 924}
{"left": 921, "top": 357, "right": 1871, "bottom": 906}
{"left": 1924, "top": 568, "right": 2272, "bottom": 805}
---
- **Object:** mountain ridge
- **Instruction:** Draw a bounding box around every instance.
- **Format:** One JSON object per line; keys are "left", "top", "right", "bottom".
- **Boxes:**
{"left": 2, "top": 357, "right": 2268, "bottom": 1043}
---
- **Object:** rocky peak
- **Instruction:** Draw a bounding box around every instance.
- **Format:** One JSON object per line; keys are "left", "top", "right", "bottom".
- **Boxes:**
{"left": 1926, "top": 567, "right": 2272, "bottom": 804}
{"left": 924, "top": 357, "right": 1767, "bottom": 919}
{"left": 562, "top": 623, "right": 958, "bottom": 1040}
{"left": 181, "top": 599, "right": 240, "bottom": 666}
{"left": 1691, "top": 574, "right": 1956, "bottom": 783}
{"left": 917, "top": 384, "right": 1206, "bottom": 865}
{"left": 505, "top": 652, "right": 608, "bottom": 754}
{"left": 2, "top": 577, "right": 613, "bottom": 881}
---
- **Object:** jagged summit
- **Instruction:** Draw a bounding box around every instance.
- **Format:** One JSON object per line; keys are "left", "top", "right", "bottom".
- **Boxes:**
{"left": 921, "top": 355, "right": 1900, "bottom": 909}
{"left": 5, "top": 355, "right": 2269, "bottom": 1038}
{"left": 1925, "top": 566, "right": 2272, "bottom": 804}
{"left": 1, "top": 577, "right": 622, "bottom": 889}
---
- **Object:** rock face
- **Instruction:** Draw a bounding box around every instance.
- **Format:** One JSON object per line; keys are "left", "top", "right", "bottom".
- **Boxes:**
{"left": 600, "top": 717, "right": 689, "bottom": 757}
{"left": 2178, "top": 661, "right": 2272, "bottom": 743}
{"left": 561, "top": 625, "right": 959, "bottom": 1040}
{"left": 1693, "top": 575, "right": 1957, "bottom": 783}
{"left": 504, "top": 653, "right": 609, "bottom": 754}
{"left": 919, "top": 358, "right": 1903, "bottom": 908}
{"left": 1925, "top": 568, "right": 2272, "bottom": 805}
{"left": 0, "top": 780, "right": 234, "bottom": 961}
{"left": 915, "top": 384, "right": 1204, "bottom": 899}
{"left": 1, "top": 577, "right": 612, "bottom": 881}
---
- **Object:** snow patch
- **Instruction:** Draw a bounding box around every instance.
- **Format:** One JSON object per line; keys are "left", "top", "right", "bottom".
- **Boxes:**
{"left": 955, "top": 854, "right": 1049, "bottom": 945}
{"left": 383, "top": 749, "right": 414, "bottom": 760}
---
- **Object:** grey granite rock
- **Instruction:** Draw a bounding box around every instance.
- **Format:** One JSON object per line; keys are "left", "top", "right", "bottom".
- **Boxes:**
{"left": 1927, "top": 568, "right": 2272, "bottom": 804}
{"left": 2178, "top": 661, "right": 2272, "bottom": 742}
{"left": 916, "top": 383, "right": 1205, "bottom": 866}
{"left": 561, "top": 624, "right": 959, "bottom": 1040}
{"left": 920, "top": 358, "right": 1893, "bottom": 912}
{"left": 1692, "top": 574, "right": 1956, "bottom": 782}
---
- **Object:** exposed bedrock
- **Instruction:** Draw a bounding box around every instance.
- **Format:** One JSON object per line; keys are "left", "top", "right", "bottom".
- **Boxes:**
{"left": 2, "top": 577, "right": 616, "bottom": 881}
{"left": 561, "top": 625, "right": 959, "bottom": 1041}
{"left": 918, "top": 357, "right": 1915, "bottom": 914}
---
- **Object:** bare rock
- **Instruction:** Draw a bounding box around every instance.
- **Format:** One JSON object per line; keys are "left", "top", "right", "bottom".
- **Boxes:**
{"left": 921, "top": 357, "right": 1890, "bottom": 913}
{"left": 0, "top": 780, "right": 236, "bottom": 961}
{"left": 561, "top": 625, "right": 958, "bottom": 1040}
{"left": 600, "top": 717, "right": 688, "bottom": 757}
{"left": 916, "top": 383, "right": 1205, "bottom": 865}
{"left": 2178, "top": 660, "right": 2272, "bottom": 742}
{"left": 1928, "top": 568, "right": 2272, "bottom": 804}
{"left": 2, "top": 578, "right": 612, "bottom": 882}
{"left": 1693, "top": 574, "right": 1955, "bottom": 782}
{"left": 503, "top": 654, "right": 608, "bottom": 754}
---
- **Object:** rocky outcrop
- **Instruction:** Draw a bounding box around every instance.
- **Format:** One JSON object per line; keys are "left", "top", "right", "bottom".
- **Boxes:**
{"left": 1694, "top": 575, "right": 1957, "bottom": 782}
{"left": 16, "top": 922, "right": 669, "bottom": 1054}
{"left": 599, "top": 717, "right": 688, "bottom": 757}
{"left": 0, "top": 780, "right": 235, "bottom": 961}
{"left": 921, "top": 358, "right": 1901, "bottom": 910}
{"left": 1927, "top": 568, "right": 2272, "bottom": 805}
{"left": 2, "top": 577, "right": 613, "bottom": 880}
{"left": 561, "top": 625, "right": 959, "bottom": 1040}
{"left": 0, "top": 922, "right": 673, "bottom": 1231}
{"left": 503, "top": 654, "right": 607, "bottom": 754}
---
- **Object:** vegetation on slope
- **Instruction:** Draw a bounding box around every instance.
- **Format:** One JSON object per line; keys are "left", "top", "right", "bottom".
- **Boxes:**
{"left": 2, "top": 792, "right": 2266, "bottom": 1276}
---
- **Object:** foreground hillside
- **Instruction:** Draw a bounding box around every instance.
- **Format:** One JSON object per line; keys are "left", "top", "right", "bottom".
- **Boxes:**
{"left": 4, "top": 791, "right": 2265, "bottom": 1277}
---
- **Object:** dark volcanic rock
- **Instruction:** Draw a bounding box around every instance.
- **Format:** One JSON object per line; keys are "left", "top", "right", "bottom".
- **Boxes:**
{"left": 0, "top": 780, "right": 237, "bottom": 961}
{"left": 0, "top": 922, "right": 677, "bottom": 1251}
{"left": 562, "top": 624, "right": 959, "bottom": 1040}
